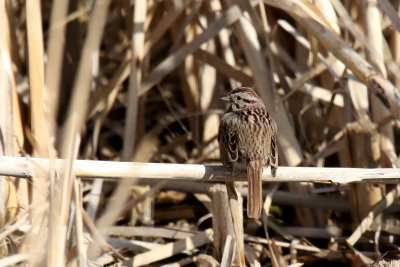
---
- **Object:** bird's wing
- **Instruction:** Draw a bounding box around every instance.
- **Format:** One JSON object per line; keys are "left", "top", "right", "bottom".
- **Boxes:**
{"left": 270, "top": 120, "right": 278, "bottom": 176}
{"left": 218, "top": 115, "right": 238, "bottom": 169}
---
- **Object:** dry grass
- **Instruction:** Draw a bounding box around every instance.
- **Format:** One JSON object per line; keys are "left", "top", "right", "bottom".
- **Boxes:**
{"left": 1, "top": 0, "right": 400, "bottom": 266}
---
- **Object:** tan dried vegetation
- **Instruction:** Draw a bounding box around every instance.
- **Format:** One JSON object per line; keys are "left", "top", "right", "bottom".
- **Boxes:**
{"left": 0, "top": 0, "right": 400, "bottom": 266}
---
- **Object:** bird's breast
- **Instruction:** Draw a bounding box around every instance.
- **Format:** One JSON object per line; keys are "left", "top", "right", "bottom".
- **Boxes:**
{"left": 237, "top": 113, "right": 271, "bottom": 162}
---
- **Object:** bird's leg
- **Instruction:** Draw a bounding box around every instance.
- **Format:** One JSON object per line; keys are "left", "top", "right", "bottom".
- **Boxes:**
{"left": 225, "top": 168, "right": 245, "bottom": 267}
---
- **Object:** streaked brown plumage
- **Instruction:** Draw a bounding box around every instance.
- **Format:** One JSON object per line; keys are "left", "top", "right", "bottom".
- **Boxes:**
{"left": 218, "top": 87, "right": 278, "bottom": 218}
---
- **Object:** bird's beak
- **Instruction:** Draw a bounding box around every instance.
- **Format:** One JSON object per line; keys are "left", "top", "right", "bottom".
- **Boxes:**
{"left": 220, "top": 95, "right": 230, "bottom": 102}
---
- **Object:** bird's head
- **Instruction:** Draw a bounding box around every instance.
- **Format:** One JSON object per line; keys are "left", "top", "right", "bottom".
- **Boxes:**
{"left": 221, "top": 87, "right": 265, "bottom": 112}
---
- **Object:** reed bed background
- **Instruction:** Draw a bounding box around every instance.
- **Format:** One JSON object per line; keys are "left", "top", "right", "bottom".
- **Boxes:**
{"left": 1, "top": 0, "right": 400, "bottom": 266}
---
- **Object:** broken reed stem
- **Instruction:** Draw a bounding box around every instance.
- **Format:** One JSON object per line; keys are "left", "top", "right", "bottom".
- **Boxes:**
{"left": 1, "top": 156, "right": 400, "bottom": 184}
{"left": 73, "top": 179, "right": 85, "bottom": 267}
{"left": 210, "top": 184, "right": 234, "bottom": 261}
{"left": 0, "top": 254, "right": 30, "bottom": 266}
{"left": 262, "top": 184, "right": 280, "bottom": 267}
{"left": 346, "top": 185, "right": 400, "bottom": 246}
{"left": 244, "top": 235, "right": 321, "bottom": 253}
{"left": 225, "top": 181, "right": 245, "bottom": 267}
{"left": 220, "top": 235, "right": 235, "bottom": 267}
{"left": 127, "top": 229, "right": 213, "bottom": 267}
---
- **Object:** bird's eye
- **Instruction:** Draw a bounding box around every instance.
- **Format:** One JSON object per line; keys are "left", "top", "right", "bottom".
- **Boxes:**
{"left": 236, "top": 96, "right": 243, "bottom": 101}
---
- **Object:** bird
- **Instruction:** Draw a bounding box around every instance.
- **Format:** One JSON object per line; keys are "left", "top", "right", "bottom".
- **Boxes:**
{"left": 218, "top": 87, "right": 278, "bottom": 218}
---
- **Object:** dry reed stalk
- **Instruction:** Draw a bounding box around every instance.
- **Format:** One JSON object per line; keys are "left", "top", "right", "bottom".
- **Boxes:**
{"left": 297, "top": 82, "right": 344, "bottom": 108}
{"left": 100, "top": 0, "right": 151, "bottom": 253}
{"left": 328, "top": 0, "right": 381, "bottom": 64}
{"left": 364, "top": 0, "right": 387, "bottom": 77}
{"left": 25, "top": 0, "right": 51, "bottom": 264}
{"left": 3, "top": 0, "right": 400, "bottom": 264}
{"left": 0, "top": 210, "right": 29, "bottom": 242}
{"left": 196, "top": 254, "right": 220, "bottom": 267}
{"left": 39, "top": 0, "right": 68, "bottom": 262}
{"left": 277, "top": 226, "right": 341, "bottom": 239}
{"left": 279, "top": 55, "right": 337, "bottom": 103}
{"left": 143, "top": 0, "right": 190, "bottom": 55}
{"left": 26, "top": 0, "right": 47, "bottom": 157}
{"left": 194, "top": 192, "right": 213, "bottom": 213}
{"left": 88, "top": 56, "right": 130, "bottom": 119}
{"left": 0, "top": 254, "right": 30, "bottom": 266}
{"left": 176, "top": 9, "right": 206, "bottom": 147}
{"left": 225, "top": 181, "right": 245, "bottom": 267}
{"left": 86, "top": 179, "right": 103, "bottom": 221}
{"left": 245, "top": 235, "right": 321, "bottom": 253}
{"left": 199, "top": 40, "right": 219, "bottom": 160}
{"left": 130, "top": 184, "right": 154, "bottom": 225}
{"left": 262, "top": 183, "right": 280, "bottom": 267}
{"left": 138, "top": 179, "right": 350, "bottom": 211}
{"left": 267, "top": 219, "right": 294, "bottom": 241}
{"left": 210, "top": 184, "right": 235, "bottom": 262}
{"left": 389, "top": 2, "right": 400, "bottom": 89}
{"left": 211, "top": 0, "right": 239, "bottom": 89}
{"left": 106, "top": 237, "right": 162, "bottom": 252}
{"left": 122, "top": 0, "right": 147, "bottom": 161}
{"left": 363, "top": 0, "right": 397, "bottom": 170}
{"left": 276, "top": 20, "right": 339, "bottom": 79}
{"left": 220, "top": 234, "right": 235, "bottom": 267}
{"left": 4, "top": 0, "right": 22, "bottom": 73}
{"left": 346, "top": 71, "right": 369, "bottom": 119}
{"left": 265, "top": 0, "right": 400, "bottom": 119}
{"left": 45, "top": 0, "right": 70, "bottom": 130}
{"left": 283, "top": 51, "right": 340, "bottom": 226}
{"left": 104, "top": 226, "right": 196, "bottom": 239}
{"left": 49, "top": 0, "right": 111, "bottom": 265}
{"left": 3, "top": 156, "right": 400, "bottom": 184}
{"left": 123, "top": 0, "right": 152, "bottom": 226}
{"left": 127, "top": 229, "right": 213, "bottom": 266}
{"left": 377, "top": 0, "right": 400, "bottom": 33}
{"left": 193, "top": 49, "right": 253, "bottom": 85}
{"left": 81, "top": 208, "right": 117, "bottom": 256}
{"left": 0, "top": 0, "right": 25, "bottom": 233}
{"left": 161, "top": 256, "right": 195, "bottom": 267}
{"left": 90, "top": 84, "right": 124, "bottom": 154}
{"left": 141, "top": 5, "right": 242, "bottom": 94}
{"left": 244, "top": 244, "right": 262, "bottom": 267}
{"left": 92, "top": 181, "right": 166, "bottom": 259}
{"left": 73, "top": 179, "right": 86, "bottom": 267}
{"left": 346, "top": 185, "right": 400, "bottom": 246}
{"left": 345, "top": 118, "right": 384, "bottom": 229}
{"left": 314, "top": 0, "right": 345, "bottom": 90}
{"left": 376, "top": 259, "right": 400, "bottom": 267}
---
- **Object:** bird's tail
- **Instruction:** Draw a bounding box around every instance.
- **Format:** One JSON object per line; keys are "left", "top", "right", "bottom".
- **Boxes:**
{"left": 247, "top": 160, "right": 263, "bottom": 218}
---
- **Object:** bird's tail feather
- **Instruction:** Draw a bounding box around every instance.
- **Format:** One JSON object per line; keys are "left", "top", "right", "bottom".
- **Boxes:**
{"left": 247, "top": 160, "right": 263, "bottom": 218}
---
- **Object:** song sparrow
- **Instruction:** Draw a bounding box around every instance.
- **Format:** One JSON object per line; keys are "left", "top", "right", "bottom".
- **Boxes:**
{"left": 218, "top": 87, "right": 278, "bottom": 218}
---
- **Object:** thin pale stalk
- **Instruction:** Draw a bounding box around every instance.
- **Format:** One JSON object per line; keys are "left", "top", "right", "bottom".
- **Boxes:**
{"left": 74, "top": 179, "right": 86, "bottom": 267}
{"left": 45, "top": 0, "right": 70, "bottom": 135}
{"left": 225, "top": 181, "right": 245, "bottom": 267}
{"left": 265, "top": 0, "right": 400, "bottom": 119}
{"left": 140, "top": 5, "right": 242, "bottom": 94}
{"left": 347, "top": 185, "right": 400, "bottom": 245}
{"left": 49, "top": 1, "right": 111, "bottom": 265}
{"left": 2, "top": 156, "right": 400, "bottom": 184}
{"left": 122, "top": 0, "right": 147, "bottom": 160}
{"left": 25, "top": 0, "right": 49, "bottom": 264}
